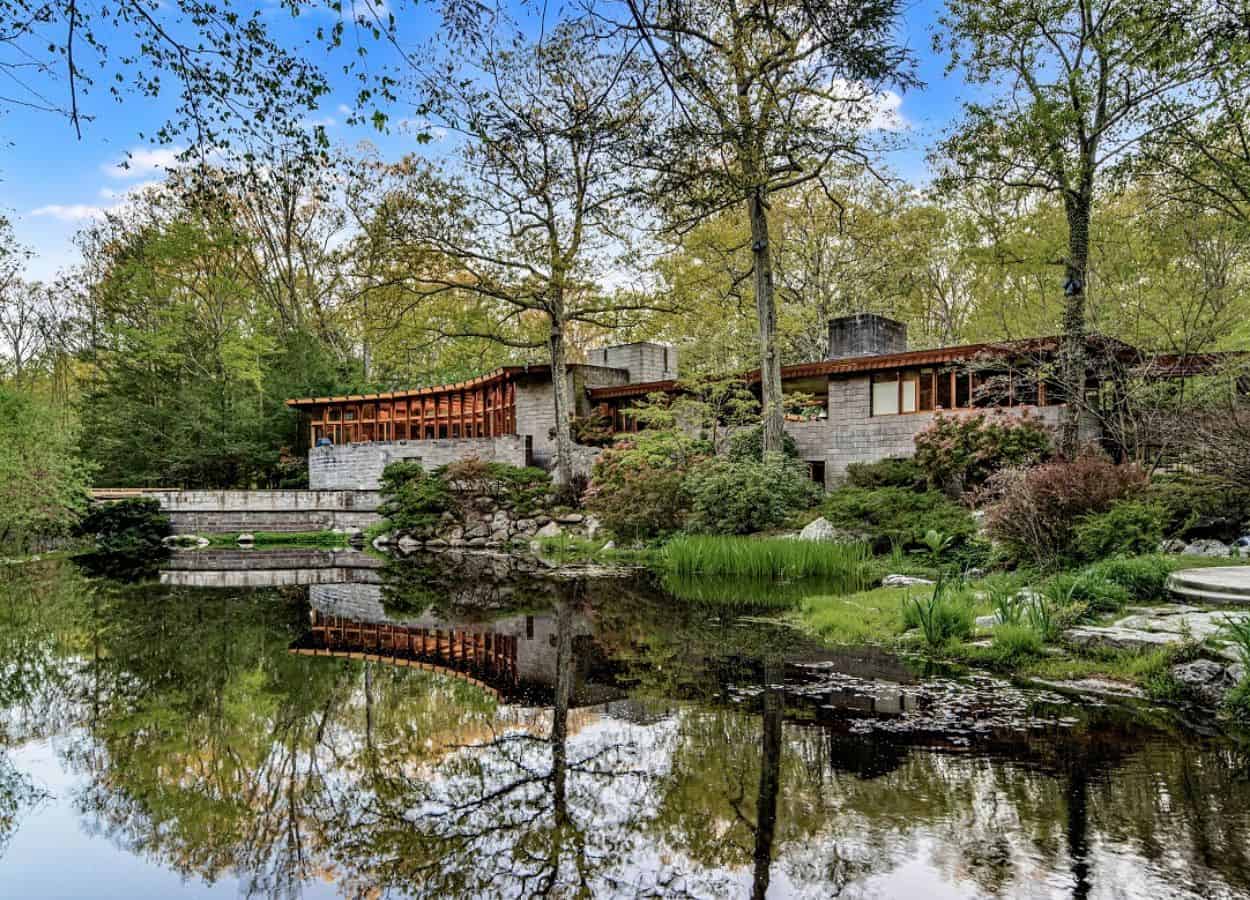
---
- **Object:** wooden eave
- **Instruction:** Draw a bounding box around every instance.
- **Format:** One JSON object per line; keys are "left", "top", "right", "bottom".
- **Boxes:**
{"left": 285, "top": 364, "right": 550, "bottom": 410}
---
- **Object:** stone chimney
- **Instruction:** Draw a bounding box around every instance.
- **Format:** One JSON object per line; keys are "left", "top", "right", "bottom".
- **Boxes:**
{"left": 827, "top": 313, "right": 908, "bottom": 360}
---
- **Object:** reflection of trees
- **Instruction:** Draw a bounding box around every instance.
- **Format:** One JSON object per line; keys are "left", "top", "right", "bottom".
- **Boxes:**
{"left": 329, "top": 595, "right": 686, "bottom": 897}
{"left": 6, "top": 561, "right": 1250, "bottom": 897}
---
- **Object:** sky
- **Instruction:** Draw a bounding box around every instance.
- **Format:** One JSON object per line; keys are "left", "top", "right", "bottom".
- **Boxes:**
{"left": 0, "top": 0, "right": 971, "bottom": 283}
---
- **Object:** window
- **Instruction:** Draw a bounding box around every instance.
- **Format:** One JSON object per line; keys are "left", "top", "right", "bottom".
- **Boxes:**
{"left": 871, "top": 373, "right": 899, "bottom": 415}
{"left": 901, "top": 371, "right": 919, "bottom": 413}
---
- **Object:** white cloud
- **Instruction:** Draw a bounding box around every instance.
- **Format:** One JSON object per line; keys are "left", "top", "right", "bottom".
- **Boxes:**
{"left": 337, "top": 103, "right": 352, "bottom": 116}
{"left": 98, "top": 180, "right": 161, "bottom": 201}
{"left": 30, "top": 204, "right": 105, "bottom": 222}
{"left": 302, "top": 115, "right": 337, "bottom": 129}
{"left": 399, "top": 118, "right": 449, "bottom": 141}
{"left": 101, "top": 146, "right": 185, "bottom": 179}
{"left": 868, "top": 90, "right": 906, "bottom": 132}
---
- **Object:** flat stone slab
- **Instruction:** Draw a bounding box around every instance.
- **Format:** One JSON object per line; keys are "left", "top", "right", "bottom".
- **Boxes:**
{"left": 1065, "top": 607, "right": 1249, "bottom": 652}
{"left": 1168, "top": 566, "right": 1250, "bottom": 605}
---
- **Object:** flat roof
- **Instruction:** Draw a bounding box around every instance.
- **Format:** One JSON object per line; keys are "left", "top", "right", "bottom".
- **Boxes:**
{"left": 285, "top": 365, "right": 551, "bottom": 409}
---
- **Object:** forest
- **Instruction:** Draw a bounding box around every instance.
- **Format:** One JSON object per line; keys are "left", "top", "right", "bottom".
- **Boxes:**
{"left": 2, "top": 0, "right": 1250, "bottom": 546}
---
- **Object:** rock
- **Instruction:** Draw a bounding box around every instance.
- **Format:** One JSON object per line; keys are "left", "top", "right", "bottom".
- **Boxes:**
{"left": 975, "top": 614, "right": 999, "bottom": 629}
{"left": 535, "top": 521, "right": 563, "bottom": 539}
{"left": 601, "top": 540, "right": 615, "bottom": 551}
{"left": 397, "top": 536, "right": 423, "bottom": 552}
{"left": 883, "top": 574, "right": 935, "bottom": 588}
{"left": 1182, "top": 538, "right": 1231, "bottom": 558}
{"left": 372, "top": 535, "right": 391, "bottom": 551}
{"left": 1159, "top": 538, "right": 1187, "bottom": 554}
{"left": 425, "top": 538, "right": 449, "bottom": 548}
{"left": 1232, "top": 663, "right": 1247, "bottom": 683}
{"left": 490, "top": 510, "right": 511, "bottom": 530}
{"left": 1171, "top": 659, "right": 1238, "bottom": 706}
{"left": 1236, "top": 534, "right": 1250, "bottom": 551}
{"left": 332, "top": 526, "right": 362, "bottom": 537}
{"left": 798, "top": 517, "right": 836, "bottom": 542}
{"left": 514, "top": 518, "right": 536, "bottom": 533}
{"left": 556, "top": 513, "right": 585, "bottom": 524}
{"left": 584, "top": 516, "right": 603, "bottom": 540}
{"left": 535, "top": 515, "right": 552, "bottom": 526}
{"left": 236, "top": 533, "right": 255, "bottom": 544}
{"left": 1064, "top": 625, "right": 1181, "bottom": 652}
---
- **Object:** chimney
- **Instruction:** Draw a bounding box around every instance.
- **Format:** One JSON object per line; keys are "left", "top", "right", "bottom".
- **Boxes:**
{"left": 827, "top": 313, "right": 907, "bottom": 360}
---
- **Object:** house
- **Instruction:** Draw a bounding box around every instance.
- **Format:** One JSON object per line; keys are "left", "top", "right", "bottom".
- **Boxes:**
{"left": 286, "top": 314, "right": 1186, "bottom": 491}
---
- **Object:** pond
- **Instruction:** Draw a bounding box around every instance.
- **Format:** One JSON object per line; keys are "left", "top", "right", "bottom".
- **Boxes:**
{"left": 2, "top": 549, "right": 1250, "bottom": 898}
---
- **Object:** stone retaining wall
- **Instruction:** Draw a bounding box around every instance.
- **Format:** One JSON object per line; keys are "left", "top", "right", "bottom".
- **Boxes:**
{"left": 309, "top": 435, "right": 531, "bottom": 490}
{"left": 150, "top": 489, "right": 383, "bottom": 534}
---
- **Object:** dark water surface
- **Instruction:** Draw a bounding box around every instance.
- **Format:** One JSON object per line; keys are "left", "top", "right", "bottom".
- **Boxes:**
{"left": 2, "top": 550, "right": 1250, "bottom": 899}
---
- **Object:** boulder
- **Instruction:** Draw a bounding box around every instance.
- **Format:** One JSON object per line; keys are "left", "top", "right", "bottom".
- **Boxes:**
{"left": 584, "top": 516, "right": 604, "bottom": 540}
{"left": 535, "top": 521, "right": 563, "bottom": 539}
{"left": 1171, "top": 659, "right": 1238, "bottom": 706}
{"left": 798, "top": 517, "right": 836, "bottom": 542}
{"left": 601, "top": 540, "right": 615, "bottom": 551}
{"left": 556, "top": 512, "right": 585, "bottom": 525}
{"left": 1159, "top": 538, "right": 1188, "bottom": 554}
{"left": 883, "top": 574, "right": 935, "bottom": 588}
{"left": 397, "top": 536, "right": 423, "bottom": 553}
{"left": 1182, "top": 538, "right": 1231, "bottom": 558}
{"left": 236, "top": 533, "right": 255, "bottom": 545}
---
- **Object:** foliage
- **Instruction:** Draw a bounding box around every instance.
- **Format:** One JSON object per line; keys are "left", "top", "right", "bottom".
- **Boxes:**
{"left": 913, "top": 411, "right": 1053, "bottom": 497}
{"left": 586, "top": 430, "right": 709, "bottom": 540}
{"left": 1043, "top": 571, "right": 1130, "bottom": 616}
{"left": 1147, "top": 474, "right": 1250, "bottom": 542}
{"left": 377, "top": 462, "right": 453, "bottom": 536}
{"left": 683, "top": 453, "right": 819, "bottom": 535}
{"left": 903, "top": 579, "right": 975, "bottom": 647}
{"left": 844, "top": 457, "right": 926, "bottom": 490}
{"left": 982, "top": 573, "right": 1030, "bottom": 626}
{"left": 1220, "top": 616, "right": 1250, "bottom": 667}
{"left": 659, "top": 535, "right": 870, "bottom": 585}
{"left": 725, "top": 425, "right": 799, "bottom": 462}
{"left": 440, "top": 458, "right": 551, "bottom": 515}
{"left": 0, "top": 387, "right": 93, "bottom": 551}
{"left": 569, "top": 413, "right": 616, "bottom": 447}
{"left": 1080, "top": 555, "right": 1177, "bottom": 602}
{"left": 75, "top": 497, "right": 171, "bottom": 557}
{"left": 1223, "top": 678, "right": 1250, "bottom": 724}
{"left": 1071, "top": 500, "right": 1168, "bottom": 562}
{"left": 984, "top": 455, "right": 1149, "bottom": 566}
{"left": 986, "top": 623, "right": 1045, "bottom": 666}
{"left": 821, "top": 486, "right": 977, "bottom": 553}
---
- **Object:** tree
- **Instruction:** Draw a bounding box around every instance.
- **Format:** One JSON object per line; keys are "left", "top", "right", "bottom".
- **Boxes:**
{"left": 352, "top": 18, "right": 656, "bottom": 484}
{"left": 935, "top": 0, "right": 1215, "bottom": 455}
{"left": 0, "top": 387, "right": 92, "bottom": 550}
{"left": 620, "top": 0, "right": 913, "bottom": 452}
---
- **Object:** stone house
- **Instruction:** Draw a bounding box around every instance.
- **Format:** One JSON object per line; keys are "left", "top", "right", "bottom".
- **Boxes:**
{"left": 287, "top": 314, "right": 1164, "bottom": 491}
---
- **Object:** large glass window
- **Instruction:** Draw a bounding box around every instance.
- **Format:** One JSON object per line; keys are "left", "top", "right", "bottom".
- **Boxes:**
{"left": 871, "top": 373, "right": 899, "bottom": 415}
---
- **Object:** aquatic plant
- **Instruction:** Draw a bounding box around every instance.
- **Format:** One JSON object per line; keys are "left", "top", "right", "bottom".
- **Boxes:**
{"left": 983, "top": 574, "right": 1028, "bottom": 626}
{"left": 987, "top": 623, "right": 1044, "bottom": 665}
{"left": 658, "top": 535, "right": 870, "bottom": 587}
{"left": 903, "top": 578, "right": 975, "bottom": 648}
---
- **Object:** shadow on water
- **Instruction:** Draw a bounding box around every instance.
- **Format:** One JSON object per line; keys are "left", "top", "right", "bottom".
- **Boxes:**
{"left": 0, "top": 551, "right": 1249, "bottom": 897}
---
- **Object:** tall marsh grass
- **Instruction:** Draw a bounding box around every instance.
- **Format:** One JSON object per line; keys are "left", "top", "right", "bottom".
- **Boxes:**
{"left": 659, "top": 535, "right": 871, "bottom": 590}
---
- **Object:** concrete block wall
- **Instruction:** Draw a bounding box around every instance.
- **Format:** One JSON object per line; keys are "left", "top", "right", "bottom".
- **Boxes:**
{"left": 514, "top": 366, "right": 623, "bottom": 470}
{"left": 783, "top": 375, "right": 1102, "bottom": 485}
{"left": 586, "top": 342, "right": 677, "bottom": 383}
{"left": 308, "top": 435, "right": 531, "bottom": 490}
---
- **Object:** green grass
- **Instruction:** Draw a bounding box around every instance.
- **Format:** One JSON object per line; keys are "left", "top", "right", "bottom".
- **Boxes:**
{"left": 663, "top": 574, "right": 840, "bottom": 608}
{"left": 799, "top": 586, "right": 911, "bottom": 644}
{"left": 659, "top": 535, "right": 871, "bottom": 587}
{"left": 204, "top": 530, "right": 351, "bottom": 548}
{"left": 534, "top": 535, "right": 651, "bottom": 566}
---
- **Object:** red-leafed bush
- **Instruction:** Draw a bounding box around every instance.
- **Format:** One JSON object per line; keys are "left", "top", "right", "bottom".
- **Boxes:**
{"left": 914, "top": 411, "right": 1053, "bottom": 499}
{"left": 984, "top": 453, "right": 1148, "bottom": 566}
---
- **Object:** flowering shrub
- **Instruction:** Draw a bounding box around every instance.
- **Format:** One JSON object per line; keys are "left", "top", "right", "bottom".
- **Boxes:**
{"left": 913, "top": 411, "right": 1053, "bottom": 498}
{"left": 984, "top": 454, "right": 1148, "bottom": 566}
{"left": 585, "top": 430, "right": 710, "bottom": 540}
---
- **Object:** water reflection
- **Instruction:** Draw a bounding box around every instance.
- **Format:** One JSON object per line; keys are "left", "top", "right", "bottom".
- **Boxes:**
{"left": 0, "top": 555, "right": 1249, "bottom": 898}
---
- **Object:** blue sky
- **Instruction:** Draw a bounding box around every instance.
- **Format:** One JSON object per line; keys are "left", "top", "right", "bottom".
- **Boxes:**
{"left": 1, "top": 0, "right": 969, "bottom": 282}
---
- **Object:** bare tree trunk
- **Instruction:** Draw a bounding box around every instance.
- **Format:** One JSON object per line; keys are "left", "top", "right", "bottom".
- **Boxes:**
{"left": 548, "top": 315, "right": 575, "bottom": 486}
{"left": 1060, "top": 190, "right": 1091, "bottom": 458}
{"left": 751, "top": 658, "right": 783, "bottom": 900}
{"left": 749, "top": 188, "right": 785, "bottom": 453}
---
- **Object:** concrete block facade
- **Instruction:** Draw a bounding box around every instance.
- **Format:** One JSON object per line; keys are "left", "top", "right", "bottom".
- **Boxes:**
{"left": 783, "top": 375, "right": 1101, "bottom": 487}
{"left": 828, "top": 313, "right": 908, "bottom": 359}
{"left": 514, "top": 365, "right": 625, "bottom": 471}
{"left": 586, "top": 342, "right": 677, "bottom": 383}
{"left": 309, "top": 435, "right": 531, "bottom": 490}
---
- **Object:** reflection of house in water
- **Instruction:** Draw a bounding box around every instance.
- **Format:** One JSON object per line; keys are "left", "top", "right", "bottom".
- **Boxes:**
{"left": 293, "top": 606, "right": 622, "bottom": 707}
{"left": 159, "top": 548, "right": 384, "bottom": 588}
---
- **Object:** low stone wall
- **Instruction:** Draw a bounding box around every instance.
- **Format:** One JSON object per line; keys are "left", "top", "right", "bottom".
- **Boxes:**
{"left": 309, "top": 435, "right": 531, "bottom": 490}
{"left": 150, "top": 489, "right": 383, "bottom": 534}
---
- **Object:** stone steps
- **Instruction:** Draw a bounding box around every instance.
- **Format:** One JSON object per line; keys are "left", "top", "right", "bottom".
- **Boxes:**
{"left": 1167, "top": 567, "right": 1250, "bottom": 606}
